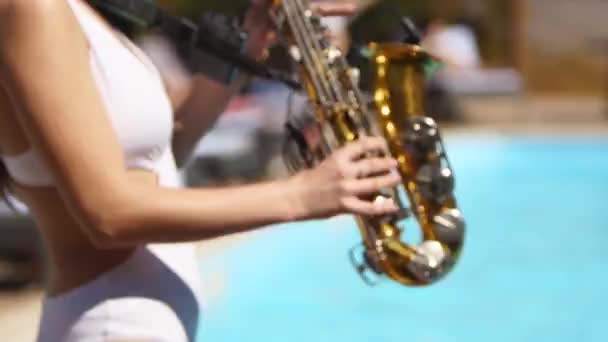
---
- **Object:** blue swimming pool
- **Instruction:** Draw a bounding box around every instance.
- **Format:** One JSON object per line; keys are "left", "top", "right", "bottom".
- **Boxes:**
{"left": 197, "top": 135, "right": 608, "bottom": 342}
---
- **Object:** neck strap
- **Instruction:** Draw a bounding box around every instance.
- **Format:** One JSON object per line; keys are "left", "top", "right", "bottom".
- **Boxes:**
{"left": 87, "top": 0, "right": 160, "bottom": 29}
{"left": 86, "top": 0, "right": 302, "bottom": 90}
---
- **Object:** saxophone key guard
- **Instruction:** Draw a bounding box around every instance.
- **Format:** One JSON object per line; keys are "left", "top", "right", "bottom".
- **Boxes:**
{"left": 348, "top": 243, "right": 384, "bottom": 286}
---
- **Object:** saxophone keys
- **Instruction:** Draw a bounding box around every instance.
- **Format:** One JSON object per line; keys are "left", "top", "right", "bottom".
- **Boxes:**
{"left": 326, "top": 47, "right": 342, "bottom": 62}
{"left": 348, "top": 68, "right": 361, "bottom": 85}
{"left": 414, "top": 164, "right": 455, "bottom": 202}
{"left": 404, "top": 116, "right": 440, "bottom": 153}
{"left": 432, "top": 208, "right": 465, "bottom": 245}
{"left": 407, "top": 240, "right": 448, "bottom": 282}
{"left": 289, "top": 45, "right": 303, "bottom": 62}
{"left": 414, "top": 241, "right": 446, "bottom": 268}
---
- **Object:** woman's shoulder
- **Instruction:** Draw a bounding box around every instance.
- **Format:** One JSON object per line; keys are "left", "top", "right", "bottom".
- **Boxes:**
{"left": 1, "top": 0, "right": 63, "bottom": 11}
{"left": 0, "top": 0, "right": 70, "bottom": 23}
{"left": 0, "top": 0, "right": 81, "bottom": 50}
{"left": 0, "top": 0, "right": 86, "bottom": 73}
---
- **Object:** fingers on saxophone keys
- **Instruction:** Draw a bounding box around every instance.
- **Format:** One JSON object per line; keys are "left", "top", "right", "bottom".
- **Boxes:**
{"left": 353, "top": 157, "right": 398, "bottom": 178}
{"left": 341, "top": 136, "right": 390, "bottom": 160}
{"left": 341, "top": 172, "right": 401, "bottom": 196}
{"left": 341, "top": 196, "right": 399, "bottom": 216}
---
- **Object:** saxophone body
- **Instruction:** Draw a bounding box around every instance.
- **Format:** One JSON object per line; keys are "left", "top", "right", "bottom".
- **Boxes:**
{"left": 275, "top": 0, "right": 465, "bottom": 286}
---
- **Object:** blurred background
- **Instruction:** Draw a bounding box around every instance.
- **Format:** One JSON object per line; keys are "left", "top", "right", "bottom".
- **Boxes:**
{"left": 2, "top": 0, "right": 608, "bottom": 341}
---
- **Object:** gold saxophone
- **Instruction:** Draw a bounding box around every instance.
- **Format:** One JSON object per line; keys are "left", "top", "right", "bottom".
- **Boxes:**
{"left": 275, "top": 0, "right": 465, "bottom": 287}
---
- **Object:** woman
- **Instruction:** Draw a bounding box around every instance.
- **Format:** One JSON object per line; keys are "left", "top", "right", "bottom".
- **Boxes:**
{"left": 0, "top": 0, "right": 400, "bottom": 341}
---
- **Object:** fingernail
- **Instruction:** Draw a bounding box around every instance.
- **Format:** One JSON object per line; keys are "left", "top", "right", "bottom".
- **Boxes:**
{"left": 387, "top": 204, "right": 399, "bottom": 213}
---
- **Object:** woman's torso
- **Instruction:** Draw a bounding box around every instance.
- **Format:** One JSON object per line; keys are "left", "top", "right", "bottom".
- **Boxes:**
{"left": 0, "top": 0, "right": 183, "bottom": 297}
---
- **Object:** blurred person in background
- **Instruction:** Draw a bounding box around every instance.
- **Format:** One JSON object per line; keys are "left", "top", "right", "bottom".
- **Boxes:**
{"left": 420, "top": 16, "right": 522, "bottom": 120}
{"left": 0, "top": 0, "right": 402, "bottom": 341}
{"left": 421, "top": 18, "right": 482, "bottom": 69}
{"left": 419, "top": 18, "right": 473, "bottom": 122}
{"left": 318, "top": 0, "right": 351, "bottom": 53}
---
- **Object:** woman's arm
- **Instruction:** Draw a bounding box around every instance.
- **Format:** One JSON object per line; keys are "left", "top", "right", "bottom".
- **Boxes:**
{"left": 159, "top": 0, "right": 359, "bottom": 167}
{"left": 0, "top": 0, "right": 399, "bottom": 249}
{"left": 172, "top": 75, "right": 247, "bottom": 167}
{"left": 136, "top": 34, "right": 247, "bottom": 167}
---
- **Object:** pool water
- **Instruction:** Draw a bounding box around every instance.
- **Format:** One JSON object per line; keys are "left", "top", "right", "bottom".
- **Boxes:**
{"left": 197, "top": 135, "right": 608, "bottom": 342}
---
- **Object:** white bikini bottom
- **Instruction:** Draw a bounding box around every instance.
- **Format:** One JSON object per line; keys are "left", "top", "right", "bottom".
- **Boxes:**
{"left": 36, "top": 244, "right": 203, "bottom": 342}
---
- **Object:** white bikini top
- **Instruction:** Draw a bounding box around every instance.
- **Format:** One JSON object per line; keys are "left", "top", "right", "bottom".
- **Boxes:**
{"left": 1, "top": 0, "right": 180, "bottom": 188}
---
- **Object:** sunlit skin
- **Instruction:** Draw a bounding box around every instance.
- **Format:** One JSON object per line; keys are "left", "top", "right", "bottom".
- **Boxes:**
{"left": 0, "top": 0, "right": 399, "bottom": 307}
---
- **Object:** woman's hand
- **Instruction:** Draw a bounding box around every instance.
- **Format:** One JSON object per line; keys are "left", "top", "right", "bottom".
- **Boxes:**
{"left": 288, "top": 136, "right": 402, "bottom": 220}
{"left": 242, "top": 0, "right": 358, "bottom": 60}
